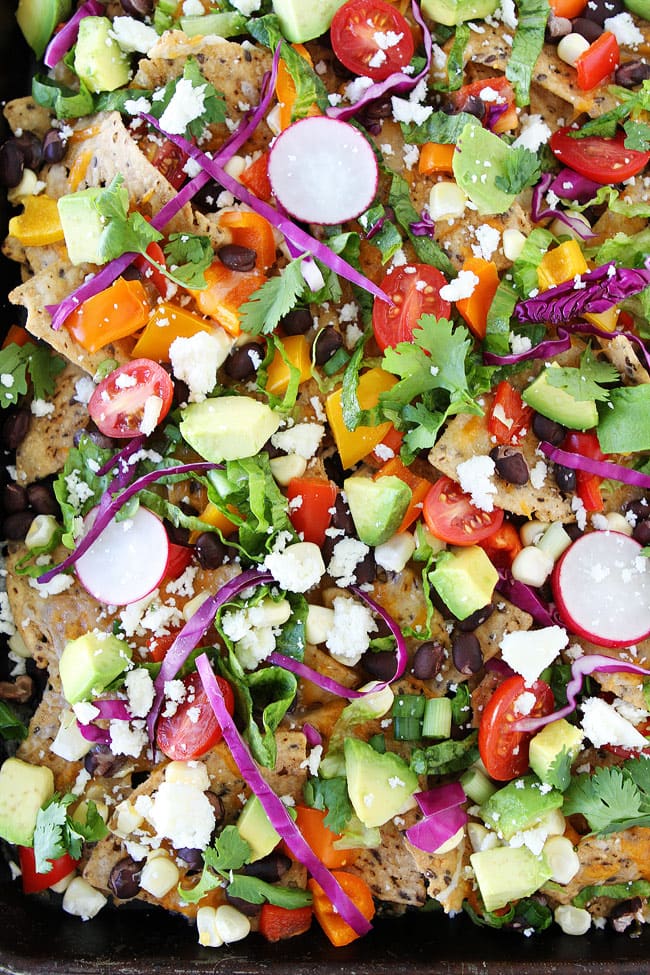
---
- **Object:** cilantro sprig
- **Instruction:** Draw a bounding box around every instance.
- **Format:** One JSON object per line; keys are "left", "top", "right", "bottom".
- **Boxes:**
{"left": 148, "top": 58, "right": 226, "bottom": 140}
{"left": 33, "top": 794, "right": 108, "bottom": 873}
{"left": 546, "top": 344, "right": 618, "bottom": 403}
{"left": 563, "top": 756, "right": 650, "bottom": 834}
{"left": 0, "top": 702, "right": 28, "bottom": 741}
{"left": 0, "top": 341, "right": 65, "bottom": 409}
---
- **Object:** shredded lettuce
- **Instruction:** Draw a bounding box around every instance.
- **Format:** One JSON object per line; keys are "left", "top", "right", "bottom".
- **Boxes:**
{"left": 506, "top": 0, "right": 550, "bottom": 107}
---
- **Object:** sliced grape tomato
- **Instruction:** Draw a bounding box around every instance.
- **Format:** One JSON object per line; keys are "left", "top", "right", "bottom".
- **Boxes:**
{"left": 372, "top": 263, "right": 450, "bottom": 351}
{"left": 330, "top": 0, "right": 415, "bottom": 82}
{"left": 549, "top": 126, "right": 650, "bottom": 185}
{"left": 478, "top": 674, "right": 555, "bottom": 781}
{"left": 422, "top": 476, "right": 504, "bottom": 546}
{"left": 156, "top": 671, "right": 234, "bottom": 760}
{"left": 87, "top": 358, "right": 174, "bottom": 439}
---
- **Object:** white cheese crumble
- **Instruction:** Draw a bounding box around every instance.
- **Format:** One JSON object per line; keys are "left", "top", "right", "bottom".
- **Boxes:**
{"left": 158, "top": 78, "right": 207, "bottom": 135}
{"left": 499, "top": 626, "right": 569, "bottom": 686}
{"left": 109, "top": 719, "right": 148, "bottom": 758}
{"left": 581, "top": 697, "right": 649, "bottom": 750}
{"left": 146, "top": 782, "right": 216, "bottom": 849}
{"left": 604, "top": 11, "right": 643, "bottom": 47}
{"left": 472, "top": 224, "right": 501, "bottom": 261}
{"left": 270, "top": 422, "right": 325, "bottom": 459}
{"left": 456, "top": 455, "right": 498, "bottom": 512}
{"left": 263, "top": 542, "right": 325, "bottom": 593}
{"left": 440, "top": 269, "right": 479, "bottom": 302}
{"left": 124, "top": 668, "right": 155, "bottom": 719}
{"left": 30, "top": 398, "right": 55, "bottom": 417}
{"left": 169, "top": 330, "right": 233, "bottom": 402}
{"left": 139, "top": 395, "right": 163, "bottom": 436}
{"left": 513, "top": 114, "right": 552, "bottom": 152}
{"left": 110, "top": 17, "right": 158, "bottom": 54}
{"left": 325, "top": 596, "right": 378, "bottom": 666}
{"left": 327, "top": 537, "right": 370, "bottom": 588}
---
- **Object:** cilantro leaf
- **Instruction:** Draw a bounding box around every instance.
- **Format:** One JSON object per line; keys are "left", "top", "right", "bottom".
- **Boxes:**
{"left": 544, "top": 746, "right": 573, "bottom": 792}
{"left": 494, "top": 146, "right": 541, "bottom": 194}
{"left": 388, "top": 171, "right": 456, "bottom": 278}
{"left": 546, "top": 344, "right": 618, "bottom": 402}
{"left": 624, "top": 119, "right": 650, "bottom": 153}
{"left": 381, "top": 316, "right": 473, "bottom": 405}
{"left": 163, "top": 232, "right": 213, "bottom": 289}
{"left": 247, "top": 14, "right": 329, "bottom": 119}
{"left": 149, "top": 57, "right": 226, "bottom": 139}
{"left": 32, "top": 74, "right": 95, "bottom": 119}
{"left": 573, "top": 81, "right": 650, "bottom": 139}
{"left": 304, "top": 775, "right": 353, "bottom": 834}
{"left": 0, "top": 341, "right": 65, "bottom": 409}
{"left": 239, "top": 259, "right": 306, "bottom": 335}
{"left": 94, "top": 176, "right": 163, "bottom": 263}
{"left": 411, "top": 732, "right": 479, "bottom": 776}
{"left": 33, "top": 794, "right": 107, "bottom": 873}
{"left": 400, "top": 110, "right": 480, "bottom": 146}
{"left": 506, "top": 0, "right": 550, "bottom": 107}
{"left": 226, "top": 875, "right": 312, "bottom": 908}
{"left": 563, "top": 764, "right": 647, "bottom": 833}
{"left": 178, "top": 825, "right": 251, "bottom": 904}
{"left": 0, "top": 702, "right": 28, "bottom": 741}
{"left": 54, "top": 434, "right": 113, "bottom": 545}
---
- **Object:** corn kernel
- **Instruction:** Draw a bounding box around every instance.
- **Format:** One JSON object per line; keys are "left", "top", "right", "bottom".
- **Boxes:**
{"left": 223, "top": 156, "right": 246, "bottom": 179}
{"left": 428, "top": 181, "right": 468, "bottom": 221}
{"left": 214, "top": 904, "right": 251, "bottom": 944}
{"left": 467, "top": 822, "right": 500, "bottom": 853}
{"left": 140, "top": 854, "right": 180, "bottom": 898}
{"left": 113, "top": 800, "right": 144, "bottom": 838}
{"left": 511, "top": 545, "right": 554, "bottom": 587}
{"left": 519, "top": 520, "right": 547, "bottom": 547}
{"left": 164, "top": 760, "right": 210, "bottom": 790}
{"left": 25, "top": 514, "right": 59, "bottom": 550}
{"left": 197, "top": 905, "right": 224, "bottom": 948}
{"left": 554, "top": 904, "right": 592, "bottom": 936}
{"left": 269, "top": 453, "right": 307, "bottom": 486}
{"left": 62, "top": 877, "right": 107, "bottom": 920}
{"left": 183, "top": 591, "right": 211, "bottom": 622}
{"left": 502, "top": 228, "right": 527, "bottom": 262}
{"left": 544, "top": 835, "right": 580, "bottom": 885}
{"left": 305, "top": 605, "right": 335, "bottom": 645}
{"left": 557, "top": 33, "right": 590, "bottom": 67}
{"left": 605, "top": 511, "right": 634, "bottom": 536}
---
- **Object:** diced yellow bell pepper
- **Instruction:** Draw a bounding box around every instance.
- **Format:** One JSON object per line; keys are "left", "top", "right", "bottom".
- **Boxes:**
{"left": 537, "top": 239, "right": 619, "bottom": 333}
{"left": 132, "top": 303, "right": 216, "bottom": 362}
{"left": 8, "top": 195, "right": 65, "bottom": 246}
{"left": 326, "top": 367, "right": 397, "bottom": 470}
{"left": 189, "top": 501, "right": 238, "bottom": 543}
{"left": 265, "top": 334, "right": 312, "bottom": 396}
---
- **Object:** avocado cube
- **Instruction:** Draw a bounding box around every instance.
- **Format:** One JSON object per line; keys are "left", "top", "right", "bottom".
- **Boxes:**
{"left": 529, "top": 719, "right": 584, "bottom": 787}
{"left": 58, "top": 187, "right": 117, "bottom": 267}
{"left": 180, "top": 396, "right": 281, "bottom": 463}
{"left": 59, "top": 632, "right": 132, "bottom": 705}
{"left": 75, "top": 17, "right": 131, "bottom": 94}
{"left": 272, "top": 0, "right": 348, "bottom": 42}
{"left": 0, "top": 758, "right": 54, "bottom": 846}
{"left": 480, "top": 775, "right": 563, "bottom": 841}
{"left": 422, "top": 0, "right": 499, "bottom": 25}
{"left": 344, "top": 737, "right": 418, "bottom": 828}
{"left": 344, "top": 475, "right": 412, "bottom": 547}
{"left": 429, "top": 546, "right": 498, "bottom": 621}
{"left": 470, "top": 846, "right": 552, "bottom": 912}
{"left": 522, "top": 367, "right": 598, "bottom": 431}
{"left": 236, "top": 795, "right": 281, "bottom": 862}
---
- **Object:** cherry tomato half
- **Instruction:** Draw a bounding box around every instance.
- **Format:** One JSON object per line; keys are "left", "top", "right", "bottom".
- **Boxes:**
{"left": 18, "top": 846, "right": 79, "bottom": 894}
{"left": 478, "top": 675, "right": 555, "bottom": 781}
{"left": 151, "top": 138, "right": 190, "bottom": 190}
{"left": 330, "top": 0, "right": 415, "bottom": 82}
{"left": 603, "top": 718, "right": 650, "bottom": 759}
{"left": 549, "top": 126, "right": 650, "bottom": 185}
{"left": 164, "top": 541, "right": 193, "bottom": 581}
{"left": 156, "top": 671, "right": 234, "bottom": 760}
{"left": 423, "top": 476, "right": 504, "bottom": 546}
{"left": 372, "top": 263, "right": 451, "bottom": 351}
{"left": 88, "top": 359, "right": 174, "bottom": 439}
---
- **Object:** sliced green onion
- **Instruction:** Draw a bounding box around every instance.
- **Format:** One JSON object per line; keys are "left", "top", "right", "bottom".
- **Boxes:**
{"left": 422, "top": 698, "right": 452, "bottom": 740}
{"left": 368, "top": 733, "right": 386, "bottom": 754}
{"left": 322, "top": 346, "right": 350, "bottom": 376}
{"left": 460, "top": 766, "right": 497, "bottom": 806}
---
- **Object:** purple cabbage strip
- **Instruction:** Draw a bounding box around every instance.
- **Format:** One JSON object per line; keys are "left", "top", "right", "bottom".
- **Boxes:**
{"left": 139, "top": 113, "right": 392, "bottom": 305}
{"left": 77, "top": 722, "right": 110, "bottom": 744}
{"left": 549, "top": 168, "right": 602, "bottom": 205}
{"left": 196, "top": 653, "right": 373, "bottom": 936}
{"left": 38, "top": 461, "right": 217, "bottom": 583}
{"left": 530, "top": 173, "right": 596, "bottom": 240}
{"left": 146, "top": 569, "right": 274, "bottom": 740}
{"left": 515, "top": 261, "right": 650, "bottom": 325}
{"left": 415, "top": 782, "right": 465, "bottom": 817}
{"left": 405, "top": 804, "right": 467, "bottom": 854}
{"left": 496, "top": 568, "right": 561, "bottom": 627}
{"left": 76, "top": 698, "right": 131, "bottom": 744}
{"left": 43, "top": 0, "right": 103, "bottom": 68}
{"left": 326, "top": 0, "right": 432, "bottom": 122}
{"left": 409, "top": 210, "right": 436, "bottom": 238}
{"left": 514, "top": 653, "right": 650, "bottom": 733}
{"left": 485, "top": 100, "right": 510, "bottom": 134}
{"left": 303, "top": 722, "right": 322, "bottom": 747}
{"left": 483, "top": 327, "right": 572, "bottom": 366}
{"left": 539, "top": 441, "right": 650, "bottom": 491}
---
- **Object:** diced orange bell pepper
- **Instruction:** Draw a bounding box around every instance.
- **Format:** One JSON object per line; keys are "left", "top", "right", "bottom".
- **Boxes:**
{"left": 309, "top": 871, "right": 375, "bottom": 947}
{"left": 258, "top": 903, "right": 313, "bottom": 943}
{"left": 276, "top": 43, "right": 321, "bottom": 130}
{"left": 191, "top": 260, "right": 267, "bottom": 337}
{"left": 418, "top": 142, "right": 455, "bottom": 176}
{"left": 240, "top": 151, "right": 273, "bottom": 203}
{"left": 455, "top": 257, "right": 500, "bottom": 341}
{"left": 367, "top": 426, "right": 404, "bottom": 467}
{"left": 265, "top": 333, "right": 312, "bottom": 396}
{"left": 189, "top": 501, "right": 238, "bottom": 543}
{"left": 373, "top": 457, "right": 431, "bottom": 533}
{"left": 326, "top": 368, "right": 397, "bottom": 470}
{"left": 537, "top": 240, "right": 619, "bottom": 331}
{"left": 132, "top": 302, "right": 216, "bottom": 361}
{"left": 2, "top": 325, "right": 31, "bottom": 349}
{"left": 549, "top": 0, "right": 586, "bottom": 14}
{"left": 218, "top": 209, "right": 276, "bottom": 271}
{"left": 9, "top": 195, "right": 64, "bottom": 246}
{"left": 295, "top": 806, "right": 360, "bottom": 869}
{"left": 65, "top": 278, "right": 151, "bottom": 353}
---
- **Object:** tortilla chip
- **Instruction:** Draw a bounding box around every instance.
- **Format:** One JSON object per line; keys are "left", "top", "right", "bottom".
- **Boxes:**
{"left": 406, "top": 833, "right": 472, "bottom": 913}
{"left": 347, "top": 818, "right": 428, "bottom": 907}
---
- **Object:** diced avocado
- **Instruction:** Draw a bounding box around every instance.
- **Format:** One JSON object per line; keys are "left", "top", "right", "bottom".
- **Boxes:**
{"left": 75, "top": 17, "right": 131, "bottom": 94}
{"left": 16, "top": 0, "right": 71, "bottom": 58}
{"left": 522, "top": 367, "right": 598, "bottom": 431}
{"left": 623, "top": 0, "right": 649, "bottom": 15}
{"left": 236, "top": 795, "right": 280, "bottom": 861}
{"left": 344, "top": 475, "right": 412, "bottom": 547}
{"left": 529, "top": 719, "right": 584, "bottom": 788}
{"left": 59, "top": 631, "right": 132, "bottom": 705}
{"left": 180, "top": 396, "right": 281, "bottom": 462}
{"left": 597, "top": 384, "right": 650, "bottom": 454}
{"left": 470, "top": 846, "right": 552, "bottom": 912}
{"left": 0, "top": 758, "right": 54, "bottom": 847}
{"left": 480, "top": 775, "right": 563, "bottom": 841}
{"left": 452, "top": 123, "right": 519, "bottom": 215}
{"left": 429, "top": 546, "right": 498, "bottom": 621}
{"left": 271, "top": 0, "right": 348, "bottom": 42}
{"left": 344, "top": 737, "right": 418, "bottom": 829}
{"left": 422, "top": 0, "right": 499, "bottom": 25}
{"left": 319, "top": 684, "right": 395, "bottom": 779}
{"left": 57, "top": 186, "right": 122, "bottom": 266}
{"left": 180, "top": 11, "right": 248, "bottom": 36}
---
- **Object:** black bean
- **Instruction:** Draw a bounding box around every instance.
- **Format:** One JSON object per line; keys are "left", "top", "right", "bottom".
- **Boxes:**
{"left": 353, "top": 549, "right": 377, "bottom": 586}
{"left": 411, "top": 641, "right": 444, "bottom": 680}
{"left": 633, "top": 518, "right": 650, "bottom": 546}
{"left": 532, "top": 412, "right": 566, "bottom": 446}
{"left": 2, "top": 511, "right": 34, "bottom": 540}
{"left": 554, "top": 463, "right": 576, "bottom": 493}
{"left": 225, "top": 342, "right": 263, "bottom": 381}
{"left": 583, "top": 0, "right": 623, "bottom": 23}
{"left": 262, "top": 435, "right": 285, "bottom": 459}
{"left": 456, "top": 603, "right": 495, "bottom": 632}
{"left": 243, "top": 850, "right": 291, "bottom": 883}
{"left": 121, "top": 0, "right": 153, "bottom": 17}
{"left": 490, "top": 445, "right": 529, "bottom": 485}
{"left": 362, "top": 649, "right": 398, "bottom": 681}
{"left": 360, "top": 98, "right": 392, "bottom": 121}
{"left": 84, "top": 744, "right": 127, "bottom": 778}
{"left": 313, "top": 328, "right": 342, "bottom": 366}
{"left": 42, "top": 129, "right": 67, "bottom": 164}
{"left": 615, "top": 60, "right": 650, "bottom": 88}
{"left": 177, "top": 847, "right": 204, "bottom": 871}
{"left": 109, "top": 857, "right": 142, "bottom": 900}
{"left": 610, "top": 896, "right": 643, "bottom": 933}
{"left": 330, "top": 493, "right": 355, "bottom": 535}
{"left": 13, "top": 132, "right": 43, "bottom": 170}
{"left": 623, "top": 498, "right": 650, "bottom": 522}
{"left": 0, "top": 140, "right": 24, "bottom": 188}
{"left": 164, "top": 520, "right": 191, "bottom": 547}
{"left": 225, "top": 893, "right": 262, "bottom": 916}
{"left": 452, "top": 632, "right": 483, "bottom": 675}
{"left": 26, "top": 482, "right": 59, "bottom": 515}
{"left": 461, "top": 95, "right": 487, "bottom": 122}
{"left": 331, "top": 56, "right": 355, "bottom": 80}
{"left": 195, "top": 532, "right": 228, "bottom": 570}
{"left": 571, "top": 16, "right": 603, "bottom": 41}
{"left": 217, "top": 243, "right": 257, "bottom": 272}
{"left": 545, "top": 14, "right": 572, "bottom": 40}
{"left": 73, "top": 427, "right": 115, "bottom": 450}
{"left": 280, "top": 307, "right": 313, "bottom": 335}
{"left": 324, "top": 449, "right": 347, "bottom": 486}
{"left": 191, "top": 179, "right": 222, "bottom": 213}
{"left": 564, "top": 521, "right": 584, "bottom": 541}
{"left": 2, "top": 482, "right": 28, "bottom": 514}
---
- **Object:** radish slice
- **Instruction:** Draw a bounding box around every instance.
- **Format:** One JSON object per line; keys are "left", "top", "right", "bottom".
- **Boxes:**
{"left": 75, "top": 505, "right": 169, "bottom": 606}
{"left": 267, "top": 117, "right": 378, "bottom": 225}
{"left": 552, "top": 531, "right": 650, "bottom": 647}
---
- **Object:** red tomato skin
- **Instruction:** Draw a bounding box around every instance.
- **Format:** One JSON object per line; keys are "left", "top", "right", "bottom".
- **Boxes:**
{"left": 330, "top": 0, "right": 414, "bottom": 82}
{"left": 134, "top": 241, "right": 172, "bottom": 298}
{"left": 478, "top": 675, "right": 555, "bottom": 781}
{"left": 156, "top": 671, "right": 234, "bottom": 760}
{"left": 287, "top": 478, "right": 337, "bottom": 546}
{"left": 452, "top": 77, "right": 518, "bottom": 132}
{"left": 549, "top": 126, "right": 650, "bottom": 185}
{"left": 152, "top": 139, "right": 189, "bottom": 190}
{"left": 88, "top": 359, "right": 174, "bottom": 439}
{"left": 423, "top": 476, "right": 504, "bottom": 546}
{"left": 563, "top": 430, "right": 605, "bottom": 513}
{"left": 372, "top": 264, "right": 451, "bottom": 351}
{"left": 18, "top": 846, "right": 79, "bottom": 894}
{"left": 164, "top": 542, "right": 193, "bottom": 581}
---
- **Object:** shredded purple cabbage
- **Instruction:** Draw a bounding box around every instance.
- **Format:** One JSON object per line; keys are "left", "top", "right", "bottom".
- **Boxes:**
{"left": 549, "top": 168, "right": 602, "bottom": 205}
{"left": 326, "top": 0, "right": 432, "bottom": 123}
{"left": 303, "top": 722, "right": 322, "bottom": 747}
{"left": 415, "top": 782, "right": 465, "bottom": 817}
{"left": 539, "top": 440, "right": 650, "bottom": 490}
{"left": 496, "top": 568, "right": 561, "bottom": 627}
{"left": 76, "top": 698, "right": 131, "bottom": 744}
{"left": 514, "top": 653, "right": 650, "bottom": 733}
{"left": 77, "top": 722, "right": 110, "bottom": 745}
{"left": 43, "top": 0, "right": 103, "bottom": 68}
{"left": 530, "top": 173, "right": 596, "bottom": 240}
{"left": 483, "top": 327, "right": 572, "bottom": 365}
{"left": 485, "top": 100, "right": 510, "bottom": 133}
{"left": 515, "top": 261, "right": 650, "bottom": 325}
{"left": 405, "top": 803, "right": 467, "bottom": 854}
{"left": 38, "top": 461, "right": 217, "bottom": 584}
{"left": 196, "top": 653, "right": 373, "bottom": 936}
{"left": 409, "top": 210, "right": 436, "bottom": 238}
